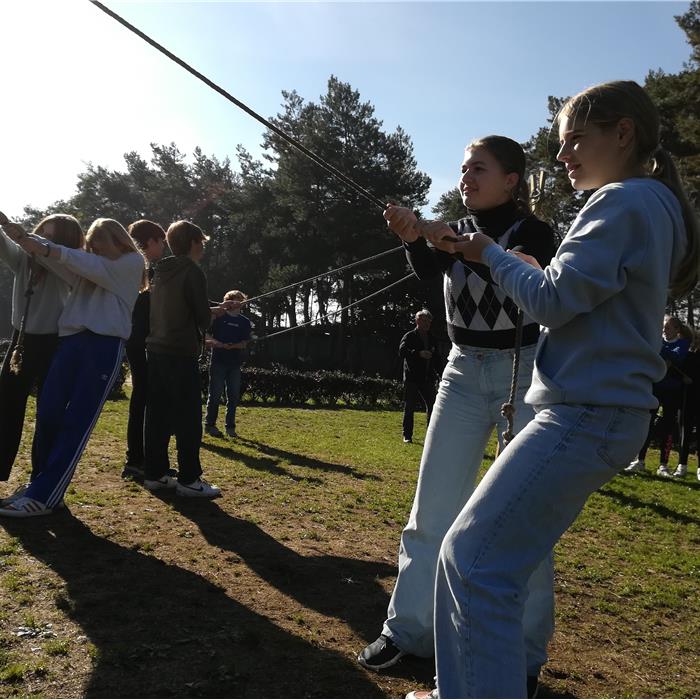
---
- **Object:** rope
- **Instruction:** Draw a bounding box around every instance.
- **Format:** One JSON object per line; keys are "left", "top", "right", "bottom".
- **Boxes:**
{"left": 10, "top": 258, "right": 38, "bottom": 375}
{"left": 89, "top": 1, "right": 387, "bottom": 212}
{"left": 253, "top": 272, "right": 415, "bottom": 342}
{"left": 500, "top": 309, "right": 524, "bottom": 447}
{"left": 242, "top": 244, "right": 403, "bottom": 306}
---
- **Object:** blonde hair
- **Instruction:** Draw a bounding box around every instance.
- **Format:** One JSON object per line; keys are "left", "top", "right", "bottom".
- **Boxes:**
{"left": 557, "top": 80, "right": 700, "bottom": 299}
{"left": 87, "top": 218, "right": 140, "bottom": 255}
{"left": 86, "top": 218, "right": 146, "bottom": 288}
{"left": 224, "top": 289, "right": 247, "bottom": 302}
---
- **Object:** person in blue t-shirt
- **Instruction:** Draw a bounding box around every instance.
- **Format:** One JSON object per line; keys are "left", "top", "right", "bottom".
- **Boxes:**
{"left": 204, "top": 290, "right": 252, "bottom": 438}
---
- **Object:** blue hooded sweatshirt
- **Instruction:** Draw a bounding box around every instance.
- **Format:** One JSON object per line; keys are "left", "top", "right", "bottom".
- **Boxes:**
{"left": 482, "top": 177, "right": 687, "bottom": 410}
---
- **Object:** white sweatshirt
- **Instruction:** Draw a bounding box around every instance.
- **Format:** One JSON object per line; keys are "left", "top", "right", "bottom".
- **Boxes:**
{"left": 29, "top": 236, "right": 145, "bottom": 340}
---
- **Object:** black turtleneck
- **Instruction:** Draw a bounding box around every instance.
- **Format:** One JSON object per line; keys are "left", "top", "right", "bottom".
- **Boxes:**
{"left": 463, "top": 200, "right": 522, "bottom": 241}
{"left": 404, "top": 204, "right": 557, "bottom": 349}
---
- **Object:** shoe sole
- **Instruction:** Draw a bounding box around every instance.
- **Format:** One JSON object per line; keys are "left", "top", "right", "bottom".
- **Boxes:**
{"left": 143, "top": 481, "right": 176, "bottom": 492}
{"left": 175, "top": 486, "right": 221, "bottom": 498}
{"left": 0, "top": 508, "right": 53, "bottom": 518}
{"left": 357, "top": 649, "right": 405, "bottom": 671}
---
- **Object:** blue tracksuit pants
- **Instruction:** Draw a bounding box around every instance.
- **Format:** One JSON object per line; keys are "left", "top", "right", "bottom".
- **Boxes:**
{"left": 26, "top": 331, "right": 123, "bottom": 508}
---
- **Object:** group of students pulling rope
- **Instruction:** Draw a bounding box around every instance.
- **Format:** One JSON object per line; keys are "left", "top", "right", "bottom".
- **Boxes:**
{"left": 0, "top": 3, "right": 696, "bottom": 697}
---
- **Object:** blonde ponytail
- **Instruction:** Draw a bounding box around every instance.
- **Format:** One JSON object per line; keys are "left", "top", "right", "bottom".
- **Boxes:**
{"left": 650, "top": 147, "right": 700, "bottom": 299}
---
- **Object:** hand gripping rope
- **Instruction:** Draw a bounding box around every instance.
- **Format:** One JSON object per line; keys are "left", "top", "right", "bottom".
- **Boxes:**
{"left": 0, "top": 211, "right": 37, "bottom": 375}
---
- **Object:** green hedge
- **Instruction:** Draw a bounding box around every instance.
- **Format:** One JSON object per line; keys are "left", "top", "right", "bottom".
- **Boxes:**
{"left": 199, "top": 358, "right": 404, "bottom": 408}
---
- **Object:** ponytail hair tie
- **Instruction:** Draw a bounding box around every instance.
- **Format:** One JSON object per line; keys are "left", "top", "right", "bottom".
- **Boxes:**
{"left": 649, "top": 145, "right": 672, "bottom": 178}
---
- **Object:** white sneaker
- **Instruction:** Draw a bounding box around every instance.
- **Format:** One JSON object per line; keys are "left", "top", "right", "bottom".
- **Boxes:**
{"left": 175, "top": 478, "right": 221, "bottom": 498}
{"left": 672, "top": 464, "right": 688, "bottom": 478}
{"left": 0, "top": 484, "right": 65, "bottom": 509}
{"left": 697, "top": 469, "right": 700, "bottom": 482}
{"left": 657, "top": 464, "right": 672, "bottom": 477}
{"left": 143, "top": 475, "right": 177, "bottom": 491}
{"left": 624, "top": 459, "right": 646, "bottom": 473}
{"left": 0, "top": 496, "right": 53, "bottom": 518}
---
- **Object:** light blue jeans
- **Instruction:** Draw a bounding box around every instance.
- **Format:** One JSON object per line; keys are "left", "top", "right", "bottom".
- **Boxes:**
{"left": 383, "top": 344, "right": 554, "bottom": 675}
{"left": 435, "top": 402, "right": 650, "bottom": 698}
{"left": 205, "top": 360, "right": 242, "bottom": 430}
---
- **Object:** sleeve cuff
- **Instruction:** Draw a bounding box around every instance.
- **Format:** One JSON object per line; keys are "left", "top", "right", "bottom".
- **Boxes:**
{"left": 482, "top": 243, "right": 508, "bottom": 267}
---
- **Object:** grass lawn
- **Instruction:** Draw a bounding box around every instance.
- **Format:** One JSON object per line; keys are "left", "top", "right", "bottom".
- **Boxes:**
{"left": 0, "top": 397, "right": 699, "bottom": 698}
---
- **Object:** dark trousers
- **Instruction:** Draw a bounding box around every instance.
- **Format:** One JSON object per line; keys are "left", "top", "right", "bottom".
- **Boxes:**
{"left": 679, "top": 402, "right": 699, "bottom": 465}
{"left": 125, "top": 342, "right": 148, "bottom": 467}
{"left": 144, "top": 352, "right": 202, "bottom": 484}
{"left": 638, "top": 399, "right": 680, "bottom": 463}
{"left": 402, "top": 379, "right": 436, "bottom": 440}
{"left": 0, "top": 329, "right": 58, "bottom": 481}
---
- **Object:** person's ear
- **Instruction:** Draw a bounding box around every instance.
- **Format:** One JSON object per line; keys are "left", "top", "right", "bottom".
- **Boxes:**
{"left": 616, "top": 117, "right": 636, "bottom": 150}
{"left": 504, "top": 172, "right": 519, "bottom": 194}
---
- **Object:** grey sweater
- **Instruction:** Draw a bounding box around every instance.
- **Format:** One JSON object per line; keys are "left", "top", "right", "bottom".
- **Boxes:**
{"left": 0, "top": 233, "right": 73, "bottom": 334}
{"left": 483, "top": 178, "right": 687, "bottom": 409}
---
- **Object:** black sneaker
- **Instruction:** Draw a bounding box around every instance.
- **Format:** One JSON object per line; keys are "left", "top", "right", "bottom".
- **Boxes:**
{"left": 357, "top": 634, "right": 405, "bottom": 670}
{"left": 205, "top": 425, "right": 224, "bottom": 438}
{"left": 121, "top": 464, "right": 144, "bottom": 480}
{"left": 527, "top": 675, "right": 539, "bottom": 699}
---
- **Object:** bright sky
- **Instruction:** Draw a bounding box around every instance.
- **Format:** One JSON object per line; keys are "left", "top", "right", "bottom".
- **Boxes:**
{"left": 0, "top": 1, "right": 691, "bottom": 219}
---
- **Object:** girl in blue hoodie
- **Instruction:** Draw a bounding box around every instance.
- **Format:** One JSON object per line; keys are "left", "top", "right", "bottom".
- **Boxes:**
{"left": 388, "top": 80, "right": 699, "bottom": 698}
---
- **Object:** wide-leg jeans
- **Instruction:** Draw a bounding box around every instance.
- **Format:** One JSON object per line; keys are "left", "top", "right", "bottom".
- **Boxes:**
{"left": 434, "top": 402, "right": 650, "bottom": 698}
{"left": 383, "top": 344, "right": 555, "bottom": 676}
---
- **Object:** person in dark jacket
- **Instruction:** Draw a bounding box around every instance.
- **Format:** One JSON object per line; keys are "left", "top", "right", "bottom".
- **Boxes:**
{"left": 143, "top": 220, "right": 226, "bottom": 499}
{"left": 399, "top": 309, "right": 440, "bottom": 443}
{"left": 122, "top": 220, "right": 166, "bottom": 479}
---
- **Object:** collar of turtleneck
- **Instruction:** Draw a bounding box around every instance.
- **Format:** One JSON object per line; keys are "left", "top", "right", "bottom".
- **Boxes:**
{"left": 465, "top": 200, "right": 522, "bottom": 241}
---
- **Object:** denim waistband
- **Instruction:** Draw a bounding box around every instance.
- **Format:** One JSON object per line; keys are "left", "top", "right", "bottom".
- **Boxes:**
{"left": 450, "top": 343, "right": 537, "bottom": 362}
{"left": 450, "top": 343, "right": 537, "bottom": 361}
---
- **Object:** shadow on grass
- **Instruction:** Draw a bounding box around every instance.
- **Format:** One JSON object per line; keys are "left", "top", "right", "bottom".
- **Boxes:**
{"left": 2, "top": 513, "right": 386, "bottom": 699}
{"left": 202, "top": 440, "right": 325, "bottom": 485}
{"left": 202, "top": 437, "right": 381, "bottom": 482}
{"left": 599, "top": 484, "right": 700, "bottom": 525}
{"left": 161, "top": 496, "right": 395, "bottom": 644}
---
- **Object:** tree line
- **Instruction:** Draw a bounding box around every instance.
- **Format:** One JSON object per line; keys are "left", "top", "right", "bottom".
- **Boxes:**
{"left": 4, "top": 3, "right": 699, "bottom": 356}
